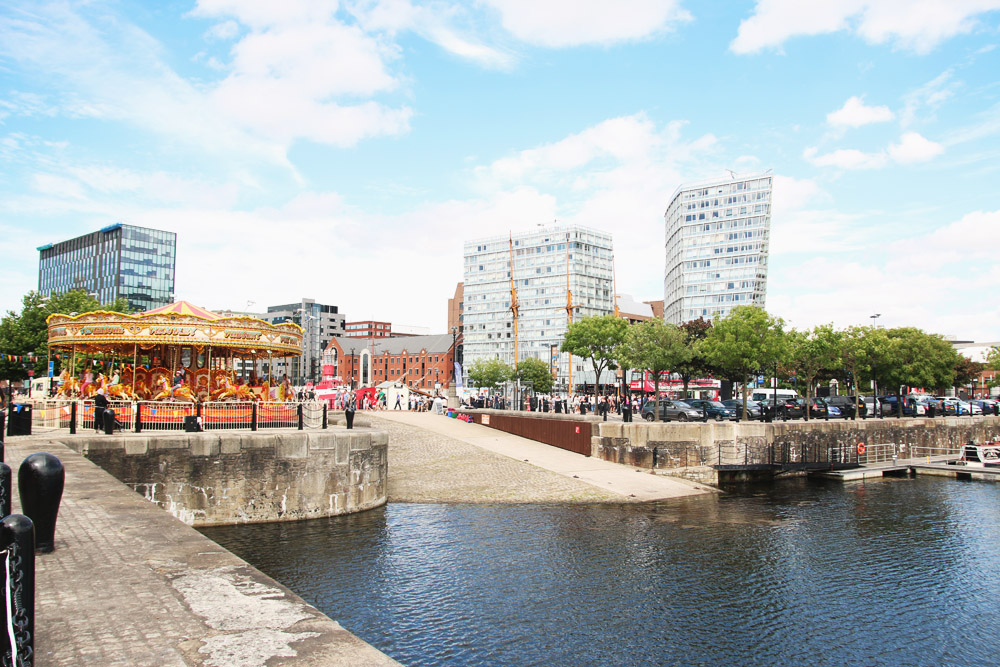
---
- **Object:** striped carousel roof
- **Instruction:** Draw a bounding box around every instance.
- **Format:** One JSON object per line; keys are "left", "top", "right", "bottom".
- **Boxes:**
{"left": 142, "top": 300, "right": 222, "bottom": 320}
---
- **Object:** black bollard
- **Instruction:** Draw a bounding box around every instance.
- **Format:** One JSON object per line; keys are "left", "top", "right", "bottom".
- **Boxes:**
{"left": 322, "top": 404, "right": 328, "bottom": 429}
{"left": 703, "top": 406, "right": 708, "bottom": 423}
{"left": 0, "top": 513, "right": 34, "bottom": 665}
{"left": 345, "top": 407, "right": 355, "bottom": 430}
{"left": 0, "top": 411, "right": 4, "bottom": 447}
{"left": 17, "top": 453, "right": 64, "bottom": 553}
{"left": 103, "top": 408, "right": 115, "bottom": 434}
{"left": 69, "top": 401, "right": 77, "bottom": 435}
{"left": 297, "top": 404, "right": 304, "bottom": 430}
{"left": 251, "top": 402, "right": 258, "bottom": 431}
{"left": 0, "top": 463, "right": 10, "bottom": 518}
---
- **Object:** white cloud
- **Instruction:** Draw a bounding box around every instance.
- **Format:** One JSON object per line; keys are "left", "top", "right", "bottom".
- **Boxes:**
{"left": 827, "top": 95, "right": 894, "bottom": 127}
{"left": 482, "top": 0, "right": 692, "bottom": 47}
{"left": 803, "top": 146, "right": 888, "bottom": 169}
{"left": 731, "top": 0, "right": 1000, "bottom": 55}
{"left": 804, "top": 131, "right": 944, "bottom": 169}
{"left": 888, "top": 131, "right": 944, "bottom": 163}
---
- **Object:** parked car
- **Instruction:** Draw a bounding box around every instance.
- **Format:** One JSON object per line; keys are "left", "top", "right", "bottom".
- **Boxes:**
{"left": 807, "top": 397, "right": 842, "bottom": 419}
{"left": 773, "top": 397, "right": 806, "bottom": 420}
{"left": 685, "top": 399, "right": 738, "bottom": 421}
{"left": 640, "top": 399, "right": 705, "bottom": 422}
{"left": 722, "top": 399, "right": 762, "bottom": 419}
{"left": 879, "top": 395, "right": 918, "bottom": 417}
{"left": 934, "top": 396, "right": 963, "bottom": 415}
{"left": 974, "top": 399, "right": 999, "bottom": 415}
{"left": 825, "top": 395, "right": 859, "bottom": 418}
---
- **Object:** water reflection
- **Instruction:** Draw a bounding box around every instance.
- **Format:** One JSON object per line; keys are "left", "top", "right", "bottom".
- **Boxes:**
{"left": 201, "top": 478, "right": 1000, "bottom": 666}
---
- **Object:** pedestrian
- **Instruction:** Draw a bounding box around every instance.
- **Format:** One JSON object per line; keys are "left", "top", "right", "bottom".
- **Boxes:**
{"left": 394, "top": 393, "right": 402, "bottom": 410}
{"left": 94, "top": 387, "right": 109, "bottom": 433}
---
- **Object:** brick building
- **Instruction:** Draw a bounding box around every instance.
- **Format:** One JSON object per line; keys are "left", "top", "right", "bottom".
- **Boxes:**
{"left": 323, "top": 333, "right": 461, "bottom": 391}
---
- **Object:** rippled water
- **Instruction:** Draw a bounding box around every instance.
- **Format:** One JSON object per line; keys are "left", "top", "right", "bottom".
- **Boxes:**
{"left": 201, "top": 478, "right": 1000, "bottom": 666}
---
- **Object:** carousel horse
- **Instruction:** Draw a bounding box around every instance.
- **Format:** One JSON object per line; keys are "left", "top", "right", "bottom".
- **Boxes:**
{"left": 260, "top": 380, "right": 270, "bottom": 401}
{"left": 133, "top": 377, "right": 151, "bottom": 401}
{"left": 209, "top": 377, "right": 233, "bottom": 401}
{"left": 57, "top": 376, "right": 80, "bottom": 398}
{"left": 212, "top": 378, "right": 260, "bottom": 402}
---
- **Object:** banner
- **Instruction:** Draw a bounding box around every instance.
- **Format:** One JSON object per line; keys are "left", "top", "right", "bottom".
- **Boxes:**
{"left": 550, "top": 344, "right": 560, "bottom": 379}
{"left": 454, "top": 362, "right": 463, "bottom": 389}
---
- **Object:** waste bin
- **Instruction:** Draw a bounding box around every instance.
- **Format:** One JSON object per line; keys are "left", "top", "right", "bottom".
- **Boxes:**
{"left": 7, "top": 404, "right": 32, "bottom": 436}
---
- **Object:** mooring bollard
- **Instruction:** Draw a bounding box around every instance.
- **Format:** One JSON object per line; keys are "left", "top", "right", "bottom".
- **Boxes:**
{"left": 345, "top": 406, "right": 355, "bottom": 430}
{"left": 297, "top": 404, "right": 304, "bottom": 430}
{"left": 0, "top": 463, "right": 10, "bottom": 518}
{"left": 0, "top": 513, "right": 35, "bottom": 665}
{"left": 322, "top": 404, "right": 328, "bottom": 429}
{"left": 69, "top": 401, "right": 77, "bottom": 435}
{"left": 251, "top": 402, "right": 258, "bottom": 432}
{"left": 17, "top": 453, "right": 64, "bottom": 553}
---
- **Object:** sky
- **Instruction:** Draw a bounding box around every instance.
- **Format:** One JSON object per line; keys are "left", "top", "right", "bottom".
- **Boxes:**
{"left": 1, "top": 0, "right": 999, "bottom": 339}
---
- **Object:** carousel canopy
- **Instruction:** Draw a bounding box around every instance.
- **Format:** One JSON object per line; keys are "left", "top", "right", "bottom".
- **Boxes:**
{"left": 46, "top": 300, "right": 303, "bottom": 357}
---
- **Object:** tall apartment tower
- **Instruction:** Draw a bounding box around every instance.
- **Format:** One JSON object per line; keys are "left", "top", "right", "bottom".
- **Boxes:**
{"left": 462, "top": 225, "right": 614, "bottom": 393}
{"left": 663, "top": 170, "right": 773, "bottom": 324}
{"left": 37, "top": 222, "right": 176, "bottom": 312}
{"left": 263, "top": 299, "right": 346, "bottom": 384}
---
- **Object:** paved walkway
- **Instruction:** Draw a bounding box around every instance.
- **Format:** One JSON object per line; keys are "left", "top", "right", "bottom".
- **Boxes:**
{"left": 4, "top": 435, "right": 398, "bottom": 667}
{"left": 372, "top": 412, "right": 715, "bottom": 502}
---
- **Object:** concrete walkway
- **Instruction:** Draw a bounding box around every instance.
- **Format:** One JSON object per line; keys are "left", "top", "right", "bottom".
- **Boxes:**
{"left": 4, "top": 435, "right": 398, "bottom": 667}
{"left": 374, "top": 411, "right": 715, "bottom": 501}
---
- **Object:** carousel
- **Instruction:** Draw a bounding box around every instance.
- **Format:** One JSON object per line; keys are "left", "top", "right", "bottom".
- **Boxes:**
{"left": 46, "top": 300, "right": 303, "bottom": 403}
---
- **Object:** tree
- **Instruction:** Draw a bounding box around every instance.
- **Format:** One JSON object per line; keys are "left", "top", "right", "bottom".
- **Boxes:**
{"left": 675, "top": 317, "right": 714, "bottom": 398}
{"left": 701, "top": 306, "right": 789, "bottom": 420}
{"left": 561, "top": 315, "right": 628, "bottom": 397}
{"left": 617, "top": 319, "right": 690, "bottom": 421}
{"left": 877, "top": 327, "right": 959, "bottom": 416}
{"left": 954, "top": 355, "right": 983, "bottom": 394}
{"left": 515, "top": 357, "right": 554, "bottom": 395}
{"left": 787, "top": 324, "right": 842, "bottom": 420}
{"left": 0, "top": 289, "right": 130, "bottom": 383}
{"left": 466, "top": 358, "right": 512, "bottom": 392}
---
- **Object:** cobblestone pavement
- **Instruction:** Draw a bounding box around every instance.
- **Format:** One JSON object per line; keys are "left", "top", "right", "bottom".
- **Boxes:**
{"left": 4, "top": 437, "right": 398, "bottom": 667}
{"left": 373, "top": 414, "right": 634, "bottom": 504}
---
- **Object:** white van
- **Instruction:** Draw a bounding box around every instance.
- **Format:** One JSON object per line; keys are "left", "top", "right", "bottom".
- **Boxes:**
{"left": 750, "top": 388, "right": 800, "bottom": 403}
{"left": 29, "top": 377, "right": 55, "bottom": 398}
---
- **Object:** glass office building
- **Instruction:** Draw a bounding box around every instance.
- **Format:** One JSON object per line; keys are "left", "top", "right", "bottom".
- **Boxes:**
{"left": 462, "top": 225, "right": 614, "bottom": 392}
{"left": 38, "top": 223, "right": 176, "bottom": 312}
{"left": 663, "top": 171, "right": 772, "bottom": 324}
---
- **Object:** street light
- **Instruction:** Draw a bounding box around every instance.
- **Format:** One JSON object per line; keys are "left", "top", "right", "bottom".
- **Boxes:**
{"left": 870, "top": 313, "right": 881, "bottom": 328}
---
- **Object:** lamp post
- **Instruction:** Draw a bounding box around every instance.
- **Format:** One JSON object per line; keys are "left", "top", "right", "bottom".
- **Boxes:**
{"left": 972, "top": 378, "right": 978, "bottom": 414}
{"left": 870, "top": 313, "right": 881, "bottom": 328}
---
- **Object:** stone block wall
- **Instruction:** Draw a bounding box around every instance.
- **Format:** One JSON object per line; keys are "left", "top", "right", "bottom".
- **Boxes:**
{"left": 61, "top": 429, "right": 388, "bottom": 526}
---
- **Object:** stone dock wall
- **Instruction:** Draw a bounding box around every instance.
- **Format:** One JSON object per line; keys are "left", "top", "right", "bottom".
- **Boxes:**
{"left": 61, "top": 429, "right": 388, "bottom": 526}
{"left": 596, "top": 417, "right": 1000, "bottom": 484}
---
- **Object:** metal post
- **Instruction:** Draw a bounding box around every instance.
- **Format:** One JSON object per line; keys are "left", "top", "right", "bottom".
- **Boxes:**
{"left": 135, "top": 402, "right": 142, "bottom": 433}
{"left": 0, "top": 463, "right": 10, "bottom": 518}
{"left": 18, "top": 453, "right": 64, "bottom": 553}
{"left": 251, "top": 402, "right": 258, "bottom": 431}
{"left": 297, "top": 403, "right": 304, "bottom": 430}
{"left": 322, "top": 404, "right": 328, "bottom": 429}
{"left": 69, "top": 401, "right": 77, "bottom": 435}
{"left": 0, "top": 513, "right": 34, "bottom": 665}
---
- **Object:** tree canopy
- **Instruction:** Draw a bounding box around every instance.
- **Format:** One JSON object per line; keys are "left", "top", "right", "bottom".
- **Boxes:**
{"left": 561, "top": 314, "right": 628, "bottom": 396}
{"left": 0, "top": 289, "right": 131, "bottom": 382}
{"left": 617, "top": 319, "right": 689, "bottom": 421}
{"left": 466, "top": 357, "right": 512, "bottom": 391}
{"left": 515, "top": 357, "right": 554, "bottom": 395}
{"left": 701, "top": 306, "right": 789, "bottom": 416}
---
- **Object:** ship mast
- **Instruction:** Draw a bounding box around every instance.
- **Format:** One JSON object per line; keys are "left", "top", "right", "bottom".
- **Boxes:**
{"left": 509, "top": 235, "right": 519, "bottom": 370}
{"left": 565, "top": 231, "right": 580, "bottom": 397}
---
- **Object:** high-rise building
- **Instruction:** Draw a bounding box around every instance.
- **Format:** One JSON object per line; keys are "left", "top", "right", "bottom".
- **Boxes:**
{"left": 663, "top": 170, "right": 773, "bottom": 324}
{"left": 37, "top": 222, "right": 176, "bottom": 312}
{"left": 447, "top": 282, "right": 464, "bottom": 333}
{"left": 462, "top": 225, "right": 614, "bottom": 392}
{"left": 262, "top": 299, "right": 345, "bottom": 384}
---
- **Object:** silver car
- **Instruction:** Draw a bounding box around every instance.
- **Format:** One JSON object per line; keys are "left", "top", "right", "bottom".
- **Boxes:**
{"left": 641, "top": 399, "right": 704, "bottom": 422}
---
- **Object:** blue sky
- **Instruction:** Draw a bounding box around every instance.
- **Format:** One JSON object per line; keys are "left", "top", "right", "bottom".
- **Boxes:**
{"left": 1, "top": 0, "right": 999, "bottom": 339}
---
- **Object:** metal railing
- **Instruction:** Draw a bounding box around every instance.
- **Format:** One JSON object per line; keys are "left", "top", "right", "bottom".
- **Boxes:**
{"left": 16, "top": 398, "right": 328, "bottom": 434}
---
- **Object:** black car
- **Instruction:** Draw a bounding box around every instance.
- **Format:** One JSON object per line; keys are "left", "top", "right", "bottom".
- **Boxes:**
{"left": 722, "top": 399, "right": 762, "bottom": 419}
{"left": 825, "top": 395, "right": 859, "bottom": 418}
{"left": 775, "top": 398, "right": 806, "bottom": 419}
{"left": 685, "top": 399, "right": 738, "bottom": 421}
{"left": 640, "top": 399, "right": 704, "bottom": 422}
{"left": 808, "top": 397, "right": 844, "bottom": 419}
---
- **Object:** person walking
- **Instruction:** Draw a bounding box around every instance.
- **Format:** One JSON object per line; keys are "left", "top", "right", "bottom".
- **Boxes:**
{"left": 94, "top": 387, "right": 109, "bottom": 433}
{"left": 394, "top": 393, "right": 403, "bottom": 410}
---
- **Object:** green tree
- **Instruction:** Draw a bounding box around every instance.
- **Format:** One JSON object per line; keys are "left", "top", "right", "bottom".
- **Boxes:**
{"left": 561, "top": 314, "right": 628, "bottom": 397}
{"left": 787, "top": 324, "right": 842, "bottom": 420}
{"left": 701, "top": 306, "right": 789, "bottom": 420}
{"left": 876, "top": 327, "right": 959, "bottom": 416}
{"left": 0, "top": 289, "right": 130, "bottom": 383}
{"left": 617, "top": 319, "right": 690, "bottom": 421}
{"left": 515, "top": 357, "right": 554, "bottom": 395}
{"left": 466, "top": 357, "right": 513, "bottom": 392}
{"left": 675, "top": 317, "right": 714, "bottom": 398}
